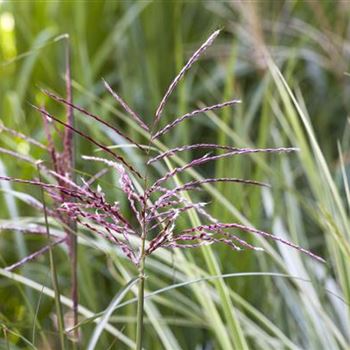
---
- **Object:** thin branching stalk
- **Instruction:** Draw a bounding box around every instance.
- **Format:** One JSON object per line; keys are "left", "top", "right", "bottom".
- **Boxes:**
{"left": 153, "top": 99, "right": 241, "bottom": 139}
{"left": 42, "top": 89, "right": 145, "bottom": 151}
{"left": 103, "top": 78, "right": 149, "bottom": 132}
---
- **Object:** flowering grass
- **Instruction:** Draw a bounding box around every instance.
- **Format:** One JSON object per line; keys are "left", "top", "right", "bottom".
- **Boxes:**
{"left": 0, "top": 28, "right": 326, "bottom": 350}
{"left": 0, "top": 2, "right": 349, "bottom": 350}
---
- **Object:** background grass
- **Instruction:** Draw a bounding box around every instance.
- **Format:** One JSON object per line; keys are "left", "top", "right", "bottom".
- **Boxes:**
{"left": 0, "top": 1, "right": 350, "bottom": 349}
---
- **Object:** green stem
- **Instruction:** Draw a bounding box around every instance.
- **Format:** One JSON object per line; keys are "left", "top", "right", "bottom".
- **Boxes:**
{"left": 65, "top": 36, "right": 79, "bottom": 348}
{"left": 37, "top": 164, "right": 66, "bottom": 350}
{"left": 135, "top": 237, "right": 146, "bottom": 350}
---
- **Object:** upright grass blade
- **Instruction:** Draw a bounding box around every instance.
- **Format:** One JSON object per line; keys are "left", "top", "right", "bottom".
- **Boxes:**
{"left": 267, "top": 58, "right": 350, "bottom": 347}
{"left": 87, "top": 277, "right": 138, "bottom": 350}
{"left": 188, "top": 213, "right": 250, "bottom": 350}
{"left": 1, "top": 325, "right": 36, "bottom": 350}
{"left": 136, "top": 209, "right": 147, "bottom": 350}
{"left": 0, "top": 267, "right": 136, "bottom": 348}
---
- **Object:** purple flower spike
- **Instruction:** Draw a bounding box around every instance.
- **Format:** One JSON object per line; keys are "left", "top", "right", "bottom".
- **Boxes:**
{"left": 0, "top": 29, "right": 324, "bottom": 274}
{"left": 154, "top": 30, "right": 221, "bottom": 129}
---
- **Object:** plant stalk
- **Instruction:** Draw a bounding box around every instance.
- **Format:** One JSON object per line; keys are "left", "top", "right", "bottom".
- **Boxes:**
{"left": 37, "top": 163, "right": 66, "bottom": 350}
{"left": 65, "top": 36, "right": 79, "bottom": 346}
{"left": 135, "top": 234, "right": 146, "bottom": 350}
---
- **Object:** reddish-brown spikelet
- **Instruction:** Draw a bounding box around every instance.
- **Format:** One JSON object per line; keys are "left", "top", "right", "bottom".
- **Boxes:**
{"left": 153, "top": 100, "right": 241, "bottom": 139}
{"left": 181, "top": 223, "right": 325, "bottom": 263}
{"left": 153, "top": 30, "right": 221, "bottom": 129}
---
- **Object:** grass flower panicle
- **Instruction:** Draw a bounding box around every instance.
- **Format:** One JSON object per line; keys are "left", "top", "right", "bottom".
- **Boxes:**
{"left": 0, "top": 29, "right": 325, "bottom": 349}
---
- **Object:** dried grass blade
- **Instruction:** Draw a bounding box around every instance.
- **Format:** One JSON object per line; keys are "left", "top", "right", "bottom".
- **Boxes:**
{"left": 0, "top": 147, "right": 37, "bottom": 164}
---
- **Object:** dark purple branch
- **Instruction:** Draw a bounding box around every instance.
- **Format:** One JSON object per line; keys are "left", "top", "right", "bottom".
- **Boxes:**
{"left": 31, "top": 104, "right": 143, "bottom": 179}
{"left": 42, "top": 89, "right": 145, "bottom": 151}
